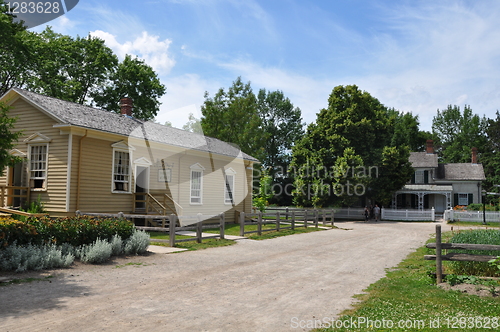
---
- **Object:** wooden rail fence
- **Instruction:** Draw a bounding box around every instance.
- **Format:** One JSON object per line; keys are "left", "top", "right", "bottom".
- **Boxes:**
{"left": 238, "top": 209, "right": 334, "bottom": 237}
{"left": 76, "top": 211, "right": 225, "bottom": 247}
{"left": 425, "top": 224, "right": 500, "bottom": 283}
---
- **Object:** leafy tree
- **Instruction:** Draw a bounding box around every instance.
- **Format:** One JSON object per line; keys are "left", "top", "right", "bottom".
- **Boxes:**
{"left": 92, "top": 55, "right": 165, "bottom": 121}
{"left": 26, "top": 27, "right": 118, "bottom": 104}
{"left": 291, "top": 85, "right": 414, "bottom": 207}
{"left": 432, "top": 105, "right": 488, "bottom": 163}
{"left": 482, "top": 111, "right": 500, "bottom": 197}
{"left": 0, "top": 21, "right": 166, "bottom": 121}
{"left": 390, "top": 110, "right": 428, "bottom": 152}
{"left": 0, "top": 1, "right": 33, "bottom": 95}
{"left": 182, "top": 113, "right": 202, "bottom": 134}
{"left": 200, "top": 77, "right": 267, "bottom": 160}
{"left": 0, "top": 103, "right": 21, "bottom": 176}
{"left": 256, "top": 89, "right": 304, "bottom": 205}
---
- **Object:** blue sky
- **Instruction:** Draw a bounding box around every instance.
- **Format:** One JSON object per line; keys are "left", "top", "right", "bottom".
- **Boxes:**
{"left": 32, "top": 0, "right": 500, "bottom": 131}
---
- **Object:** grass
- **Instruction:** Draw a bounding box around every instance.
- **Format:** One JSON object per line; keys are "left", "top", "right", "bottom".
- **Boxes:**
{"left": 447, "top": 221, "right": 500, "bottom": 228}
{"left": 0, "top": 275, "right": 54, "bottom": 286}
{"left": 204, "top": 222, "right": 328, "bottom": 240}
{"left": 314, "top": 231, "right": 500, "bottom": 332}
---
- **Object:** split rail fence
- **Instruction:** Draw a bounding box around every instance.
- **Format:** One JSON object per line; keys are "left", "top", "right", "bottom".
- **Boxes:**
{"left": 76, "top": 211, "right": 225, "bottom": 247}
{"left": 238, "top": 209, "right": 335, "bottom": 237}
{"left": 425, "top": 224, "right": 500, "bottom": 283}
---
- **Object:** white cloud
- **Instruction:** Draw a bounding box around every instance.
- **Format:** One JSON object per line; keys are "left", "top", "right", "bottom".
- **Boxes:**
{"left": 90, "top": 30, "right": 176, "bottom": 74}
{"left": 155, "top": 74, "right": 211, "bottom": 129}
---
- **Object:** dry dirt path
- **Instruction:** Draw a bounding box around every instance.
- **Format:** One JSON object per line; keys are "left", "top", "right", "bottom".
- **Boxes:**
{"left": 0, "top": 221, "right": 451, "bottom": 332}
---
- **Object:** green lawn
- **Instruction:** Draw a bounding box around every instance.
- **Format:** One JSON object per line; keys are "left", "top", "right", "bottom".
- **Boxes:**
{"left": 314, "top": 232, "right": 500, "bottom": 332}
{"left": 447, "top": 221, "right": 500, "bottom": 228}
{"left": 204, "top": 222, "right": 329, "bottom": 240}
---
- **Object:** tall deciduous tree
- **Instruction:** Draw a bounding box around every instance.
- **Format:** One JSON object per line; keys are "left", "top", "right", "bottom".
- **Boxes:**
{"left": 291, "top": 85, "right": 413, "bottom": 207}
{"left": 482, "top": 111, "right": 500, "bottom": 196}
{"left": 182, "top": 113, "right": 203, "bottom": 134}
{"left": 200, "top": 77, "right": 267, "bottom": 160}
{"left": 432, "top": 105, "right": 487, "bottom": 163}
{"left": 0, "top": 103, "right": 21, "bottom": 176}
{"left": 92, "top": 55, "right": 165, "bottom": 121}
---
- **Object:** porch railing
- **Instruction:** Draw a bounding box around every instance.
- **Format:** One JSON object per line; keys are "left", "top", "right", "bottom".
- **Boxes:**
{"left": 0, "top": 186, "right": 30, "bottom": 208}
{"left": 133, "top": 192, "right": 183, "bottom": 216}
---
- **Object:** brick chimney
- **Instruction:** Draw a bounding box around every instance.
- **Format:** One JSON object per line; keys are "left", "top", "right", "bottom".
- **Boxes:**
{"left": 119, "top": 97, "right": 133, "bottom": 117}
{"left": 472, "top": 147, "right": 478, "bottom": 164}
{"left": 426, "top": 139, "right": 434, "bottom": 154}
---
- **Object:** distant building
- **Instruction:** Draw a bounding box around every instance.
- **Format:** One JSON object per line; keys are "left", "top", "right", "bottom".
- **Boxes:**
{"left": 392, "top": 140, "right": 485, "bottom": 212}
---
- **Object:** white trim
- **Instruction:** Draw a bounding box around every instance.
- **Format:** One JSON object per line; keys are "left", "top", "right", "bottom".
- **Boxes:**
{"left": 224, "top": 173, "right": 235, "bottom": 205}
{"left": 133, "top": 157, "right": 152, "bottom": 166}
{"left": 24, "top": 132, "right": 51, "bottom": 143}
{"left": 9, "top": 149, "right": 27, "bottom": 158}
{"left": 111, "top": 143, "right": 133, "bottom": 194}
{"left": 190, "top": 164, "right": 203, "bottom": 205}
{"left": 28, "top": 143, "right": 49, "bottom": 191}
{"left": 134, "top": 164, "right": 150, "bottom": 194}
{"left": 65, "top": 133, "right": 73, "bottom": 212}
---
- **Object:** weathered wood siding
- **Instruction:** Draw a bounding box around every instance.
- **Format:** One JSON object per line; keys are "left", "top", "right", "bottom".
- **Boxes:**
{"left": 1, "top": 98, "right": 70, "bottom": 213}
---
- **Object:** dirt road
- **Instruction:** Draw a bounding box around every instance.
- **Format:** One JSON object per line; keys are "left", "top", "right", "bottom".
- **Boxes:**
{"left": 0, "top": 221, "right": 446, "bottom": 331}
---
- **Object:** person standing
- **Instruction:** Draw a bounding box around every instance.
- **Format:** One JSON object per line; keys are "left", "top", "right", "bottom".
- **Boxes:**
{"left": 373, "top": 204, "right": 381, "bottom": 222}
{"left": 364, "top": 206, "right": 370, "bottom": 222}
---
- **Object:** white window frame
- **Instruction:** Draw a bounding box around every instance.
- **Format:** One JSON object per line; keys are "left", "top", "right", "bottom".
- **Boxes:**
{"left": 415, "top": 170, "right": 425, "bottom": 184}
{"left": 190, "top": 163, "right": 205, "bottom": 205}
{"left": 111, "top": 141, "right": 134, "bottom": 194}
{"left": 28, "top": 144, "right": 48, "bottom": 191}
{"left": 224, "top": 168, "right": 236, "bottom": 205}
{"left": 458, "top": 193, "right": 469, "bottom": 206}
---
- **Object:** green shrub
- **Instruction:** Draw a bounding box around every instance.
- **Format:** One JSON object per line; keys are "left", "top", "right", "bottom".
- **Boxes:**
{"left": 0, "top": 218, "right": 38, "bottom": 248}
{"left": 449, "top": 229, "right": 500, "bottom": 276}
{"left": 467, "top": 203, "right": 499, "bottom": 211}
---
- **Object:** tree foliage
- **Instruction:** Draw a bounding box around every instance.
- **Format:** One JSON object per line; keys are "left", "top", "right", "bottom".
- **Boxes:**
{"left": 432, "top": 105, "right": 487, "bottom": 163}
{"left": 200, "top": 77, "right": 267, "bottom": 161}
{"left": 0, "top": 103, "right": 21, "bottom": 176}
{"left": 0, "top": 10, "right": 166, "bottom": 121}
{"left": 182, "top": 113, "right": 203, "bottom": 134}
{"left": 482, "top": 111, "right": 500, "bottom": 196}
{"left": 291, "top": 85, "right": 414, "bottom": 207}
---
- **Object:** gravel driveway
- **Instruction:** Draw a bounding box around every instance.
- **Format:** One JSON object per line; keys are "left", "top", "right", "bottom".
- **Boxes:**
{"left": 0, "top": 221, "right": 447, "bottom": 332}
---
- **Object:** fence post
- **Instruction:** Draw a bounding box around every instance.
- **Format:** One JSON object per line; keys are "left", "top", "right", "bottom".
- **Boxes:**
{"left": 304, "top": 210, "right": 308, "bottom": 229}
{"left": 240, "top": 211, "right": 245, "bottom": 237}
{"left": 196, "top": 213, "right": 203, "bottom": 243}
{"left": 291, "top": 211, "right": 295, "bottom": 230}
{"left": 406, "top": 210, "right": 408, "bottom": 219}
{"left": 169, "top": 214, "right": 176, "bottom": 247}
{"left": 0, "top": 187, "right": 4, "bottom": 207}
{"left": 220, "top": 213, "right": 225, "bottom": 240}
{"left": 436, "top": 224, "right": 442, "bottom": 284}
{"left": 431, "top": 207, "right": 435, "bottom": 221}
{"left": 322, "top": 210, "right": 326, "bottom": 226}
{"left": 258, "top": 211, "right": 262, "bottom": 235}
{"left": 285, "top": 207, "right": 289, "bottom": 222}
{"left": 75, "top": 210, "right": 81, "bottom": 216}
{"left": 331, "top": 209, "right": 335, "bottom": 227}
{"left": 314, "top": 209, "right": 319, "bottom": 228}
{"left": 118, "top": 211, "right": 124, "bottom": 219}
{"left": 276, "top": 211, "right": 280, "bottom": 231}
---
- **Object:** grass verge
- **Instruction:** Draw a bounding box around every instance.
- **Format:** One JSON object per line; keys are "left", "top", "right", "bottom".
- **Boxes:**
{"left": 447, "top": 221, "right": 500, "bottom": 228}
{"left": 314, "top": 232, "right": 500, "bottom": 332}
{"left": 204, "top": 223, "right": 328, "bottom": 240}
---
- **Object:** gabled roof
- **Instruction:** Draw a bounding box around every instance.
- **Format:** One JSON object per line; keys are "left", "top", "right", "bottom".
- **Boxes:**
{"left": 409, "top": 152, "right": 438, "bottom": 168}
{"left": 439, "top": 163, "right": 485, "bottom": 181}
{"left": 5, "top": 88, "right": 258, "bottom": 162}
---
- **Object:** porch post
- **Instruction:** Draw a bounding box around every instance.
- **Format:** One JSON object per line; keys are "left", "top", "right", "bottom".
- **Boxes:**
{"left": 445, "top": 192, "right": 452, "bottom": 210}
{"left": 391, "top": 192, "right": 397, "bottom": 209}
{"left": 417, "top": 192, "right": 424, "bottom": 211}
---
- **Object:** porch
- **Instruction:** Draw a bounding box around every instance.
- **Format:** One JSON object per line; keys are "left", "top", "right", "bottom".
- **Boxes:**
{"left": 392, "top": 185, "right": 452, "bottom": 213}
{"left": 132, "top": 190, "right": 183, "bottom": 216}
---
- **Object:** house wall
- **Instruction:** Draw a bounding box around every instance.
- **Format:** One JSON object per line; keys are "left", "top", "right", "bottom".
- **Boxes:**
{"left": 452, "top": 182, "right": 482, "bottom": 205}
{"left": 0, "top": 98, "right": 70, "bottom": 214}
{"left": 70, "top": 134, "right": 254, "bottom": 222}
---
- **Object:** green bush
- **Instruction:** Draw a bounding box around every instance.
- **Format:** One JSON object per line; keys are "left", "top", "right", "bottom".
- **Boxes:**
{"left": 123, "top": 230, "right": 150, "bottom": 255}
{"left": 467, "top": 203, "right": 499, "bottom": 211}
{"left": 0, "top": 218, "right": 38, "bottom": 248}
{"left": 79, "top": 238, "right": 113, "bottom": 264}
{"left": 449, "top": 229, "right": 500, "bottom": 276}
